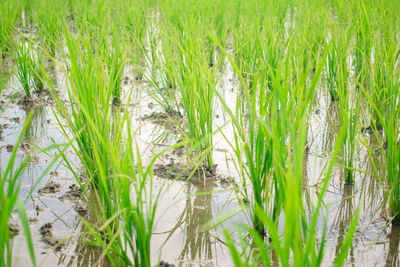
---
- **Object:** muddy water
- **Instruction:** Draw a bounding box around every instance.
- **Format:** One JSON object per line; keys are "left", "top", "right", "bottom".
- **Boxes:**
{"left": 1, "top": 55, "right": 398, "bottom": 267}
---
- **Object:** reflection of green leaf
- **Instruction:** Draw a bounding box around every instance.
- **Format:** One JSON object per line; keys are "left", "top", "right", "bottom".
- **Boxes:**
{"left": 17, "top": 201, "right": 36, "bottom": 267}
{"left": 334, "top": 208, "right": 360, "bottom": 267}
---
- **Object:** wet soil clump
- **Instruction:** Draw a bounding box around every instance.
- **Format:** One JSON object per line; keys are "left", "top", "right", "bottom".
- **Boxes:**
{"left": 159, "top": 260, "right": 175, "bottom": 267}
{"left": 38, "top": 181, "right": 61, "bottom": 194}
{"left": 58, "top": 184, "right": 83, "bottom": 201}
{"left": 141, "top": 110, "right": 184, "bottom": 132}
{"left": 154, "top": 163, "right": 218, "bottom": 186}
{"left": 9, "top": 223, "right": 21, "bottom": 236}
{"left": 39, "top": 223, "right": 64, "bottom": 250}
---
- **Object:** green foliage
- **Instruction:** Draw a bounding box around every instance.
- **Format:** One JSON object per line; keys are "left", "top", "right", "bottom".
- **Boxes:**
{"left": 13, "top": 38, "right": 33, "bottom": 98}
{"left": 0, "top": 114, "right": 35, "bottom": 267}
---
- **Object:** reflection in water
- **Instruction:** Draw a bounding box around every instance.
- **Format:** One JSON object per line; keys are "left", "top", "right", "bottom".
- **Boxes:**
{"left": 163, "top": 182, "right": 215, "bottom": 266}
{"left": 45, "top": 58, "right": 59, "bottom": 89}
{"left": 333, "top": 185, "right": 355, "bottom": 265}
{"left": 62, "top": 193, "right": 112, "bottom": 267}
{"left": 385, "top": 226, "right": 400, "bottom": 267}
{"left": 23, "top": 105, "right": 46, "bottom": 142}
{"left": 179, "top": 183, "right": 213, "bottom": 263}
{"left": 321, "top": 102, "right": 340, "bottom": 156}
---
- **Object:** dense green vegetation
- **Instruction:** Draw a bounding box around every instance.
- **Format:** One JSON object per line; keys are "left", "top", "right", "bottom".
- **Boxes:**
{"left": 0, "top": 0, "right": 399, "bottom": 266}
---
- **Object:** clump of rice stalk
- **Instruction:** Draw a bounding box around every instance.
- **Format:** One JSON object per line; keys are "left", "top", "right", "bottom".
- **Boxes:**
{"left": 213, "top": 29, "right": 327, "bottom": 236}
{"left": 31, "top": 48, "right": 45, "bottom": 92}
{"left": 231, "top": 21, "right": 263, "bottom": 90}
{"left": 34, "top": 0, "right": 64, "bottom": 55}
{"left": 336, "top": 45, "right": 359, "bottom": 185}
{"left": 362, "top": 38, "right": 400, "bottom": 225}
{"left": 82, "top": 121, "right": 162, "bottom": 266}
{"left": 145, "top": 35, "right": 181, "bottom": 114}
{"left": 0, "top": 1, "right": 20, "bottom": 55}
{"left": 43, "top": 26, "right": 122, "bottom": 262}
{"left": 173, "top": 35, "right": 216, "bottom": 169}
{"left": 119, "top": 0, "right": 148, "bottom": 79}
{"left": 45, "top": 26, "right": 117, "bottom": 205}
{"left": 104, "top": 27, "right": 126, "bottom": 103}
{"left": 325, "top": 27, "right": 351, "bottom": 102}
{"left": 13, "top": 37, "right": 33, "bottom": 98}
{"left": 367, "top": 41, "right": 387, "bottom": 130}
{"left": 47, "top": 40, "right": 162, "bottom": 263}
{"left": 224, "top": 118, "right": 359, "bottom": 266}
{"left": 340, "top": 88, "right": 360, "bottom": 185}
{"left": 353, "top": 2, "right": 374, "bottom": 85}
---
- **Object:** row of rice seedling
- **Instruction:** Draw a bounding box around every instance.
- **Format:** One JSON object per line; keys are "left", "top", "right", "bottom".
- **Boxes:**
{"left": 42, "top": 21, "right": 168, "bottom": 265}
{"left": 362, "top": 36, "right": 400, "bottom": 225}
{"left": 2, "top": 0, "right": 400, "bottom": 265}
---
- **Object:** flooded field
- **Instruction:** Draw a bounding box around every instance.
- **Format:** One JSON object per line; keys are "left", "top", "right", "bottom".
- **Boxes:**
{"left": 1, "top": 0, "right": 400, "bottom": 266}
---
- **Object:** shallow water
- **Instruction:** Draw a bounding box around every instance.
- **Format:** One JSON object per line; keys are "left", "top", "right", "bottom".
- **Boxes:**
{"left": 2, "top": 52, "right": 399, "bottom": 267}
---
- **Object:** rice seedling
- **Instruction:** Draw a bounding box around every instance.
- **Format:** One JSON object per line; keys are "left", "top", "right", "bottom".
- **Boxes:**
{"left": 47, "top": 48, "right": 163, "bottom": 267}
{"left": 224, "top": 110, "right": 359, "bottom": 266}
{"left": 0, "top": 1, "right": 20, "bottom": 55}
{"left": 145, "top": 42, "right": 181, "bottom": 114}
{"left": 335, "top": 41, "right": 360, "bottom": 185}
{"left": 43, "top": 22, "right": 167, "bottom": 266}
{"left": 361, "top": 37, "right": 400, "bottom": 225}
{"left": 31, "top": 48, "right": 45, "bottom": 92}
{"left": 353, "top": 1, "right": 374, "bottom": 86}
{"left": 326, "top": 26, "right": 352, "bottom": 102}
{"left": 340, "top": 90, "right": 361, "bottom": 185}
{"left": 104, "top": 27, "right": 126, "bottom": 103}
{"left": 34, "top": 0, "right": 64, "bottom": 55}
{"left": 172, "top": 35, "right": 216, "bottom": 169}
{"left": 212, "top": 22, "right": 328, "bottom": 236}
{"left": 2, "top": 0, "right": 400, "bottom": 265}
{"left": 93, "top": 123, "right": 161, "bottom": 266}
{"left": 13, "top": 37, "right": 33, "bottom": 98}
{"left": 0, "top": 114, "right": 35, "bottom": 267}
{"left": 121, "top": 1, "right": 148, "bottom": 78}
{"left": 47, "top": 26, "right": 115, "bottom": 196}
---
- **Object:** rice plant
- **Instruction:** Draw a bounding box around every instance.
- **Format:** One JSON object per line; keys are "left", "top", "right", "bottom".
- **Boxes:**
{"left": 13, "top": 38, "right": 33, "bottom": 98}
{"left": 340, "top": 89, "right": 360, "bottom": 185}
{"left": 0, "top": 59, "right": 9, "bottom": 95}
{"left": 31, "top": 48, "right": 45, "bottom": 92}
{"left": 1, "top": 0, "right": 400, "bottom": 266}
{"left": 0, "top": 114, "right": 35, "bottom": 267}
{"left": 104, "top": 27, "right": 126, "bottom": 103}
{"left": 362, "top": 37, "right": 400, "bottom": 225}
{"left": 326, "top": 26, "right": 351, "bottom": 102}
{"left": 34, "top": 0, "right": 64, "bottom": 55}
{"left": 224, "top": 118, "right": 359, "bottom": 266}
{"left": 172, "top": 35, "right": 216, "bottom": 169}
{"left": 213, "top": 24, "right": 328, "bottom": 236}
{"left": 0, "top": 1, "right": 20, "bottom": 55}
{"left": 47, "top": 26, "right": 115, "bottom": 199}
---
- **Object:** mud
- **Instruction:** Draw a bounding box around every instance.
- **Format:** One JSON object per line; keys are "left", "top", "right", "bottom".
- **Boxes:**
{"left": 38, "top": 181, "right": 61, "bottom": 194}
{"left": 141, "top": 110, "right": 184, "bottom": 133}
{"left": 58, "top": 184, "right": 83, "bottom": 202}
{"left": 9, "top": 224, "right": 21, "bottom": 236}
{"left": 39, "top": 223, "right": 64, "bottom": 250}
{"left": 159, "top": 260, "right": 175, "bottom": 267}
